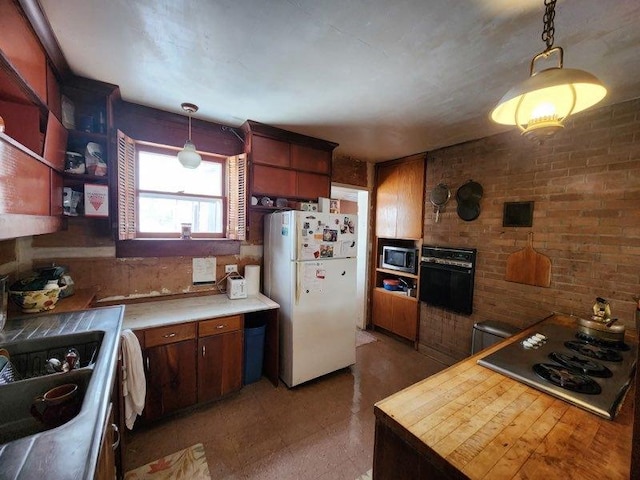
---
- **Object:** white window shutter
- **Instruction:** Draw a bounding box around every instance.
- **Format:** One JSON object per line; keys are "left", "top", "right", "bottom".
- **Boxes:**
{"left": 227, "top": 153, "right": 246, "bottom": 241}
{"left": 117, "top": 130, "right": 136, "bottom": 240}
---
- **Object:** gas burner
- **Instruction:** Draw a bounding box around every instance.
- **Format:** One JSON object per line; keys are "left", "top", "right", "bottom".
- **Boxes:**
{"left": 533, "top": 363, "right": 602, "bottom": 395}
{"left": 564, "top": 340, "right": 623, "bottom": 363}
{"left": 575, "top": 332, "right": 630, "bottom": 351}
{"left": 548, "top": 352, "right": 612, "bottom": 378}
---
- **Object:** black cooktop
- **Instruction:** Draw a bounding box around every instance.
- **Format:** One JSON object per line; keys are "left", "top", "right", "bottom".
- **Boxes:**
{"left": 477, "top": 323, "right": 637, "bottom": 420}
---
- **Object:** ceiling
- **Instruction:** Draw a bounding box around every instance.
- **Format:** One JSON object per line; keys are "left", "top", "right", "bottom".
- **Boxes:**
{"left": 39, "top": 0, "right": 640, "bottom": 162}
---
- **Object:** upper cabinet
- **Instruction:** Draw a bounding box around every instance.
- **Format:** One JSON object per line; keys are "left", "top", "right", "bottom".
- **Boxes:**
{"left": 242, "top": 120, "right": 337, "bottom": 205}
{"left": 375, "top": 154, "right": 425, "bottom": 240}
{"left": 59, "top": 77, "right": 118, "bottom": 219}
{"left": 0, "top": 0, "right": 65, "bottom": 239}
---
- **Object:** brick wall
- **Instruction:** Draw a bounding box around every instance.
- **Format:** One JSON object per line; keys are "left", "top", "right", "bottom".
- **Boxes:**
{"left": 420, "top": 98, "right": 640, "bottom": 365}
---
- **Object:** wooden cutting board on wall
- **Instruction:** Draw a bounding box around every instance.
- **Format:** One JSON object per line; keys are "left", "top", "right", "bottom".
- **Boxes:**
{"left": 505, "top": 233, "right": 552, "bottom": 287}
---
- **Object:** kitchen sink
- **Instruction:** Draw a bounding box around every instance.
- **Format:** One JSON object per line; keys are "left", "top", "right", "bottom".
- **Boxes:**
{"left": 0, "top": 331, "right": 104, "bottom": 444}
{"left": 0, "top": 366, "right": 93, "bottom": 444}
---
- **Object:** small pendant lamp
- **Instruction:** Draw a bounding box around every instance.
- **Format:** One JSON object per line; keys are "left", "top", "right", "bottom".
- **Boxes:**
{"left": 490, "top": 0, "right": 607, "bottom": 142}
{"left": 177, "top": 102, "right": 202, "bottom": 169}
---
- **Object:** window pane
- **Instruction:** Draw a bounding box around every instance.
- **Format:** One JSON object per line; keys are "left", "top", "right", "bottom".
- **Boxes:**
{"left": 138, "top": 193, "right": 223, "bottom": 233}
{"left": 138, "top": 151, "right": 222, "bottom": 196}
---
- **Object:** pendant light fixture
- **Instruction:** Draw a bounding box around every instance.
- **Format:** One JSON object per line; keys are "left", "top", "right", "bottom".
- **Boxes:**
{"left": 177, "top": 102, "right": 202, "bottom": 169}
{"left": 490, "top": 0, "right": 607, "bottom": 141}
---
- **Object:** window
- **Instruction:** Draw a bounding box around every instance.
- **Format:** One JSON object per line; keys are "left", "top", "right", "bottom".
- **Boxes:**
{"left": 117, "top": 130, "right": 246, "bottom": 250}
{"left": 137, "top": 148, "right": 224, "bottom": 237}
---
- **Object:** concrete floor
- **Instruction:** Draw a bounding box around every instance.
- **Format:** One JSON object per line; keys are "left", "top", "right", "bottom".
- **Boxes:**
{"left": 123, "top": 330, "right": 448, "bottom": 479}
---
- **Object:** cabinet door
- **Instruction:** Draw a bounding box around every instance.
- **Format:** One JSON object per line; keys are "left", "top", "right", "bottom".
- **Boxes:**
{"left": 252, "top": 135, "right": 290, "bottom": 167}
{"left": 372, "top": 289, "right": 394, "bottom": 331}
{"left": 198, "top": 331, "right": 243, "bottom": 403}
{"left": 375, "top": 164, "right": 399, "bottom": 238}
{"left": 395, "top": 159, "right": 425, "bottom": 239}
{"left": 252, "top": 164, "right": 296, "bottom": 197}
{"left": 296, "top": 171, "right": 330, "bottom": 199}
{"left": 290, "top": 144, "right": 331, "bottom": 174}
{"left": 392, "top": 296, "right": 418, "bottom": 341}
{"left": 0, "top": 1, "right": 47, "bottom": 103}
{"left": 94, "top": 404, "right": 116, "bottom": 480}
{"left": 144, "top": 339, "right": 197, "bottom": 420}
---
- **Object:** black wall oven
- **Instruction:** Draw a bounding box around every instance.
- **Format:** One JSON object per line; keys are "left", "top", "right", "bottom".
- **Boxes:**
{"left": 419, "top": 246, "right": 477, "bottom": 315}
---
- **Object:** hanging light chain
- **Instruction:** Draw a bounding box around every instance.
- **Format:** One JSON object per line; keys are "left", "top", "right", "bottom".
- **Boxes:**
{"left": 541, "top": 0, "right": 556, "bottom": 51}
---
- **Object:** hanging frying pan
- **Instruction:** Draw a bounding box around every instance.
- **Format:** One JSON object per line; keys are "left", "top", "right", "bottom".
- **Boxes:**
{"left": 429, "top": 183, "right": 450, "bottom": 223}
{"left": 456, "top": 180, "right": 483, "bottom": 203}
{"left": 457, "top": 200, "right": 480, "bottom": 221}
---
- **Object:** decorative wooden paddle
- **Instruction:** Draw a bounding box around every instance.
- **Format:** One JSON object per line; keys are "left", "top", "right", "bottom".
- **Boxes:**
{"left": 505, "top": 232, "right": 551, "bottom": 287}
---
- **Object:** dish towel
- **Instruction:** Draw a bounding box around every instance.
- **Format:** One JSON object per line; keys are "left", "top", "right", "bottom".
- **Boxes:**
{"left": 121, "top": 329, "right": 146, "bottom": 430}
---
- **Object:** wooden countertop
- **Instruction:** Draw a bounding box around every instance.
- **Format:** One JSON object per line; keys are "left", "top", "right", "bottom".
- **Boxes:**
{"left": 374, "top": 314, "right": 636, "bottom": 479}
{"left": 7, "top": 287, "right": 98, "bottom": 319}
{"left": 117, "top": 293, "right": 279, "bottom": 331}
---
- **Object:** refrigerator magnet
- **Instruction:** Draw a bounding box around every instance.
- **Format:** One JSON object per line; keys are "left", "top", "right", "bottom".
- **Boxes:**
{"left": 281, "top": 226, "right": 288, "bottom": 236}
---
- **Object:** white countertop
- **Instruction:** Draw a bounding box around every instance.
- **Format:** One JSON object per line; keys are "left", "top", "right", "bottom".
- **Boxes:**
{"left": 121, "top": 293, "right": 279, "bottom": 331}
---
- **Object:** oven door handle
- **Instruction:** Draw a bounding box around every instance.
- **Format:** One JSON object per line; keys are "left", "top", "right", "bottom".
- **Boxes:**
{"left": 420, "top": 263, "right": 472, "bottom": 274}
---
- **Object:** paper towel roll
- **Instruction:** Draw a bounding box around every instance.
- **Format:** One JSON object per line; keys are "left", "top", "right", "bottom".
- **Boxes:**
{"left": 245, "top": 265, "right": 260, "bottom": 295}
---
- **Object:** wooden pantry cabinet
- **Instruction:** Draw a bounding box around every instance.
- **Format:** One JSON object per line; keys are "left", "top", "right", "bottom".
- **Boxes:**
{"left": 375, "top": 154, "right": 425, "bottom": 240}
{"left": 138, "top": 315, "right": 244, "bottom": 422}
{"left": 371, "top": 153, "right": 425, "bottom": 345}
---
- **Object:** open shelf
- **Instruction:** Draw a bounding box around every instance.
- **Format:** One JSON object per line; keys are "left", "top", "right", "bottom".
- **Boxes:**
{"left": 375, "top": 267, "right": 418, "bottom": 280}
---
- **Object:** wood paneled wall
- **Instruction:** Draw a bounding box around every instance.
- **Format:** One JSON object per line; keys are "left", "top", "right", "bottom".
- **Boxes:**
{"left": 420, "top": 98, "right": 640, "bottom": 365}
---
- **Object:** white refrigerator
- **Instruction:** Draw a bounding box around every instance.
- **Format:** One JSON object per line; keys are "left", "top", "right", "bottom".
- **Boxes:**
{"left": 264, "top": 210, "right": 358, "bottom": 387}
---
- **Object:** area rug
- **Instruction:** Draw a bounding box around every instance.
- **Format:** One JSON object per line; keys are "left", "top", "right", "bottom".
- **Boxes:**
{"left": 356, "top": 329, "right": 378, "bottom": 347}
{"left": 124, "top": 443, "right": 211, "bottom": 480}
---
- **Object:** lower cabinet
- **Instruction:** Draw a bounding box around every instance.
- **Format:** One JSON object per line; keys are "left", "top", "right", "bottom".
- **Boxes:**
{"left": 144, "top": 338, "right": 198, "bottom": 420}
{"left": 372, "top": 289, "right": 418, "bottom": 342}
{"left": 139, "top": 315, "right": 244, "bottom": 422}
{"left": 94, "top": 403, "right": 117, "bottom": 480}
{"left": 198, "top": 315, "right": 243, "bottom": 403}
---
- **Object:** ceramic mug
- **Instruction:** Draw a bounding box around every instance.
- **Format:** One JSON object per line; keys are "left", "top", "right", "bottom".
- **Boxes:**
{"left": 30, "top": 383, "right": 80, "bottom": 427}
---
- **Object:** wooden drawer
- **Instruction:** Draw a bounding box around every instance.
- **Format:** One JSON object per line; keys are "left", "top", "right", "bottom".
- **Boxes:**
{"left": 144, "top": 322, "right": 196, "bottom": 348}
{"left": 199, "top": 315, "right": 242, "bottom": 337}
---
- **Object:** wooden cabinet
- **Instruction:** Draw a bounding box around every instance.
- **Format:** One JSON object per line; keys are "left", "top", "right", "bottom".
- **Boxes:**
{"left": 243, "top": 119, "right": 337, "bottom": 203}
{"left": 375, "top": 154, "right": 425, "bottom": 240}
{"left": 251, "top": 135, "right": 290, "bottom": 167}
{"left": 138, "top": 315, "right": 246, "bottom": 421}
{"left": 60, "top": 77, "right": 117, "bottom": 219}
{"left": 371, "top": 288, "right": 418, "bottom": 342}
{"left": 141, "top": 322, "right": 198, "bottom": 421}
{"left": 94, "top": 403, "right": 117, "bottom": 480}
{"left": 0, "top": 0, "right": 47, "bottom": 104}
{"left": 198, "top": 315, "right": 243, "bottom": 403}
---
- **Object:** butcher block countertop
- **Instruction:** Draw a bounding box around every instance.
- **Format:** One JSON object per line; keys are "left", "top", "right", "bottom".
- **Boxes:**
{"left": 373, "top": 313, "right": 636, "bottom": 479}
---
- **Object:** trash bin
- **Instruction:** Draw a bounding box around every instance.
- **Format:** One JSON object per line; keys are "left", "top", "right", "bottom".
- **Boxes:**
{"left": 243, "top": 317, "right": 266, "bottom": 385}
{"left": 471, "top": 320, "right": 520, "bottom": 355}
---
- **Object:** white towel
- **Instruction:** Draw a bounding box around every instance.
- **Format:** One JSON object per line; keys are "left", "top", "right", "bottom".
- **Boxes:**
{"left": 120, "top": 329, "right": 146, "bottom": 430}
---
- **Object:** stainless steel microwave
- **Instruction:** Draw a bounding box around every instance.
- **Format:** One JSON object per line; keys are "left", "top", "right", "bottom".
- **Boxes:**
{"left": 381, "top": 246, "right": 418, "bottom": 274}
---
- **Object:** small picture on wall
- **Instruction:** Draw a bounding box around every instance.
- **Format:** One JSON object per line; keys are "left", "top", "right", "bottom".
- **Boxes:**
{"left": 503, "top": 201, "right": 534, "bottom": 227}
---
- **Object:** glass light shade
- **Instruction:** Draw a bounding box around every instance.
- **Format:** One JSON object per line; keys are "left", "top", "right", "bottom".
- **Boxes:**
{"left": 491, "top": 67, "right": 607, "bottom": 138}
{"left": 177, "top": 140, "right": 202, "bottom": 169}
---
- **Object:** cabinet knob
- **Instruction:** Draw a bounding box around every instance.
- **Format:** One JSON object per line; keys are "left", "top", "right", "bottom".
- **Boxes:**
{"left": 202, "top": 345, "right": 206, "bottom": 357}
{"left": 216, "top": 324, "right": 226, "bottom": 329}
{"left": 163, "top": 332, "right": 177, "bottom": 338}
